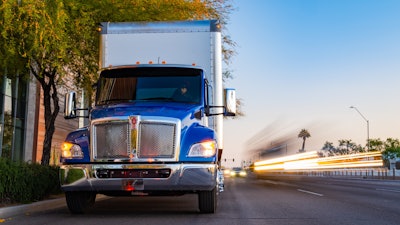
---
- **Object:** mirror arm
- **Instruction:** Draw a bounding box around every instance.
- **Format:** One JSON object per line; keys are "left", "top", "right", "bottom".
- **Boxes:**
{"left": 204, "top": 105, "right": 226, "bottom": 116}
{"left": 74, "top": 107, "right": 90, "bottom": 118}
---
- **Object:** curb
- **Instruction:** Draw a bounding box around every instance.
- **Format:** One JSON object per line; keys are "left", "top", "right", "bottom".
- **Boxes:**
{"left": 0, "top": 197, "right": 66, "bottom": 219}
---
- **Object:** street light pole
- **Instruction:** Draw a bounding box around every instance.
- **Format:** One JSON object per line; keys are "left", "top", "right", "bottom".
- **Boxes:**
{"left": 350, "top": 106, "right": 370, "bottom": 151}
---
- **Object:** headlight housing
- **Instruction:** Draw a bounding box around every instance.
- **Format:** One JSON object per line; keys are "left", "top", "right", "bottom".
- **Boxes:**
{"left": 61, "top": 142, "right": 84, "bottom": 159}
{"left": 188, "top": 140, "right": 217, "bottom": 157}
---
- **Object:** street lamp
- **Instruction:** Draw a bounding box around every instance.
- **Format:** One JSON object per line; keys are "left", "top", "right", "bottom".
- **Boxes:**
{"left": 350, "top": 106, "right": 370, "bottom": 151}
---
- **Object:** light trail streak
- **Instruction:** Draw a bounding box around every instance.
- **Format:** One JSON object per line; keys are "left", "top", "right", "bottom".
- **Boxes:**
{"left": 254, "top": 151, "right": 319, "bottom": 167}
{"left": 254, "top": 151, "right": 383, "bottom": 171}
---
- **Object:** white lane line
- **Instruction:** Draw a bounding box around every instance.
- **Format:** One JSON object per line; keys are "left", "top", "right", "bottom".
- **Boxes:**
{"left": 261, "top": 180, "right": 297, "bottom": 187}
{"left": 297, "top": 189, "right": 324, "bottom": 197}
{"left": 376, "top": 188, "right": 400, "bottom": 193}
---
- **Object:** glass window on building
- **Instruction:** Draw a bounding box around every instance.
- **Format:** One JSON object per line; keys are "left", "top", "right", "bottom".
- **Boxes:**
{"left": 0, "top": 75, "right": 27, "bottom": 161}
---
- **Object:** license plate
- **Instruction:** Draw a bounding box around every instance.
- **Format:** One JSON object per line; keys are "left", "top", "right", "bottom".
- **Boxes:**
{"left": 122, "top": 179, "right": 144, "bottom": 191}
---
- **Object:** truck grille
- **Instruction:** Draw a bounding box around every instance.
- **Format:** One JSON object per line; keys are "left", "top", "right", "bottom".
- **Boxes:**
{"left": 93, "top": 118, "right": 177, "bottom": 160}
{"left": 138, "top": 122, "right": 176, "bottom": 158}
{"left": 95, "top": 122, "right": 130, "bottom": 159}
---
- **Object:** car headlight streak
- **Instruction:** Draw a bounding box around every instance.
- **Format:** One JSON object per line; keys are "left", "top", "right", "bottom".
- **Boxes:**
{"left": 254, "top": 151, "right": 383, "bottom": 171}
{"left": 188, "top": 140, "right": 217, "bottom": 157}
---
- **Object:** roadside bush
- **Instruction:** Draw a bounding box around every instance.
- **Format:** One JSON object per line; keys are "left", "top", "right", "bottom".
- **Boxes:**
{"left": 0, "top": 158, "right": 61, "bottom": 204}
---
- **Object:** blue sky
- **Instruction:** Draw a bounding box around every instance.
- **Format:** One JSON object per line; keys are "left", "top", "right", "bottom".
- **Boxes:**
{"left": 223, "top": 0, "right": 400, "bottom": 166}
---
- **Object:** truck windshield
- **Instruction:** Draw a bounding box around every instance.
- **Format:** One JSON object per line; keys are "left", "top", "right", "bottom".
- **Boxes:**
{"left": 96, "top": 67, "right": 202, "bottom": 105}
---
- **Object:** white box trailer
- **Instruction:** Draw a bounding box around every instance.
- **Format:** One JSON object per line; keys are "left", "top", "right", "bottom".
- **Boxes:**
{"left": 99, "top": 20, "right": 225, "bottom": 147}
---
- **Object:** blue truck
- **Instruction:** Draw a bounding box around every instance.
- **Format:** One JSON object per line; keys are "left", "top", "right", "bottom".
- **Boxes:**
{"left": 60, "top": 20, "right": 236, "bottom": 213}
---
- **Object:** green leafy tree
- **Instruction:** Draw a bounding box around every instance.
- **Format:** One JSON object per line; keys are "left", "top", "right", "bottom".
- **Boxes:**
{"left": 1, "top": 0, "right": 69, "bottom": 165}
{"left": 369, "top": 138, "right": 384, "bottom": 151}
{"left": 338, "top": 139, "right": 360, "bottom": 155}
{"left": 298, "top": 129, "right": 311, "bottom": 152}
{"left": 0, "top": 0, "right": 234, "bottom": 165}
{"left": 353, "top": 144, "right": 365, "bottom": 153}
{"left": 322, "top": 141, "right": 336, "bottom": 156}
{"left": 322, "top": 137, "right": 400, "bottom": 163}
{"left": 382, "top": 138, "right": 400, "bottom": 160}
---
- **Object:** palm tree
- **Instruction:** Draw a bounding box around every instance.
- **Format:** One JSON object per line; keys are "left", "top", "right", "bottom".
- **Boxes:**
{"left": 298, "top": 129, "right": 311, "bottom": 152}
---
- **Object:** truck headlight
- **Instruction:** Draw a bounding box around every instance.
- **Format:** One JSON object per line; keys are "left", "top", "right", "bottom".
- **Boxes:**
{"left": 61, "top": 142, "right": 84, "bottom": 159}
{"left": 188, "top": 140, "right": 217, "bottom": 157}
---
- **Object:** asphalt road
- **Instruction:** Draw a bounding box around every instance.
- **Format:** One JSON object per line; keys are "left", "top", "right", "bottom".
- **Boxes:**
{"left": 2, "top": 174, "right": 400, "bottom": 225}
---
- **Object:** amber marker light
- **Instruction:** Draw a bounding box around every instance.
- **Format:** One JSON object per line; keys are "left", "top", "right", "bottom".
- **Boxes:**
{"left": 61, "top": 142, "right": 84, "bottom": 159}
{"left": 61, "top": 142, "right": 75, "bottom": 158}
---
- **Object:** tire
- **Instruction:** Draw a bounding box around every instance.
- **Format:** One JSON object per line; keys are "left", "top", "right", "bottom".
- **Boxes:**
{"left": 65, "top": 191, "right": 96, "bottom": 214}
{"left": 198, "top": 188, "right": 217, "bottom": 213}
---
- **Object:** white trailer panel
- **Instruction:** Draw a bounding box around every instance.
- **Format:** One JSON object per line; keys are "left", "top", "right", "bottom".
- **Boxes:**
{"left": 99, "top": 20, "right": 224, "bottom": 149}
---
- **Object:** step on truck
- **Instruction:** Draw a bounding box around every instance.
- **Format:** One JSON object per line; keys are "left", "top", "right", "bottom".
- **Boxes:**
{"left": 60, "top": 20, "right": 236, "bottom": 214}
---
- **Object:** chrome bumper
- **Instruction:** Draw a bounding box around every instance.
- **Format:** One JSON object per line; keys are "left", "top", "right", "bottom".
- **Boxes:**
{"left": 60, "top": 163, "right": 218, "bottom": 192}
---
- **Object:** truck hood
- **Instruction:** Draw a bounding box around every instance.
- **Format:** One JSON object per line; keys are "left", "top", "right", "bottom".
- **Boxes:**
{"left": 90, "top": 102, "right": 203, "bottom": 122}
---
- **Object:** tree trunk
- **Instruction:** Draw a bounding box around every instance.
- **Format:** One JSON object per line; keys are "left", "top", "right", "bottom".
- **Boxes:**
{"left": 31, "top": 64, "right": 60, "bottom": 166}
{"left": 301, "top": 138, "right": 306, "bottom": 152}
{"left": 42, "top": 73, "right": 59, "bottom": 165}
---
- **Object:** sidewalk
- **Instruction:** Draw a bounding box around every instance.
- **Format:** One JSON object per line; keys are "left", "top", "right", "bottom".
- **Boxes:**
{"left": 0, "top": 194, "right": 110, "bottom": 219}
{"left": 0, "top": 197, "right": 66, "bottom": 219}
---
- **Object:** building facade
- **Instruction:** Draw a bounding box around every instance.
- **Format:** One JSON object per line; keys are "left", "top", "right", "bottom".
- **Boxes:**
{"left": 0, "top": 74, "right": 79, "bottom": 165}
{"left": 0, "top": 75, "right": 27, "bottom": 161}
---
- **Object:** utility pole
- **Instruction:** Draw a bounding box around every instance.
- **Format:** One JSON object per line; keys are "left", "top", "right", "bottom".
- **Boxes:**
{"left": 350, "top": 106, "right": 370, "bottom": 151}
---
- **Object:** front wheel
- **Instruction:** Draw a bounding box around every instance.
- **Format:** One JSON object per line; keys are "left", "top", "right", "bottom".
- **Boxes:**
{"left": 198, "top": 188, "right": 217, "bottom": 213}
{"left": 65, "top": 191, "right": 96, "bottom": 214}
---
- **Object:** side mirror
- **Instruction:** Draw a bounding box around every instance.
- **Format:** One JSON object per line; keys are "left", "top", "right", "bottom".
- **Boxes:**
{"left": 64, "top": 92, "right": 77, "bottom": 119}
{"left": 224, "top": 88, "right": 236, "bottom": 116}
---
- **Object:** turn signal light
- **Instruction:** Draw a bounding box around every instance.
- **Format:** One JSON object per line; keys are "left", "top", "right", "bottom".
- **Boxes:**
{"left": 61, "top": 142, "right": 84, "bottom": 159}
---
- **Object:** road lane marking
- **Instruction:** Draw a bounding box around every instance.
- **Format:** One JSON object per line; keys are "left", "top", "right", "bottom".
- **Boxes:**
{"left": 260, "top": 180, "right": 298, "bottom": 187}
{"left": 297, "top": 189, "right": 324, "bottom": 196}
{"left": 376, "top": 188, "right": 400, "bottom": 193}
